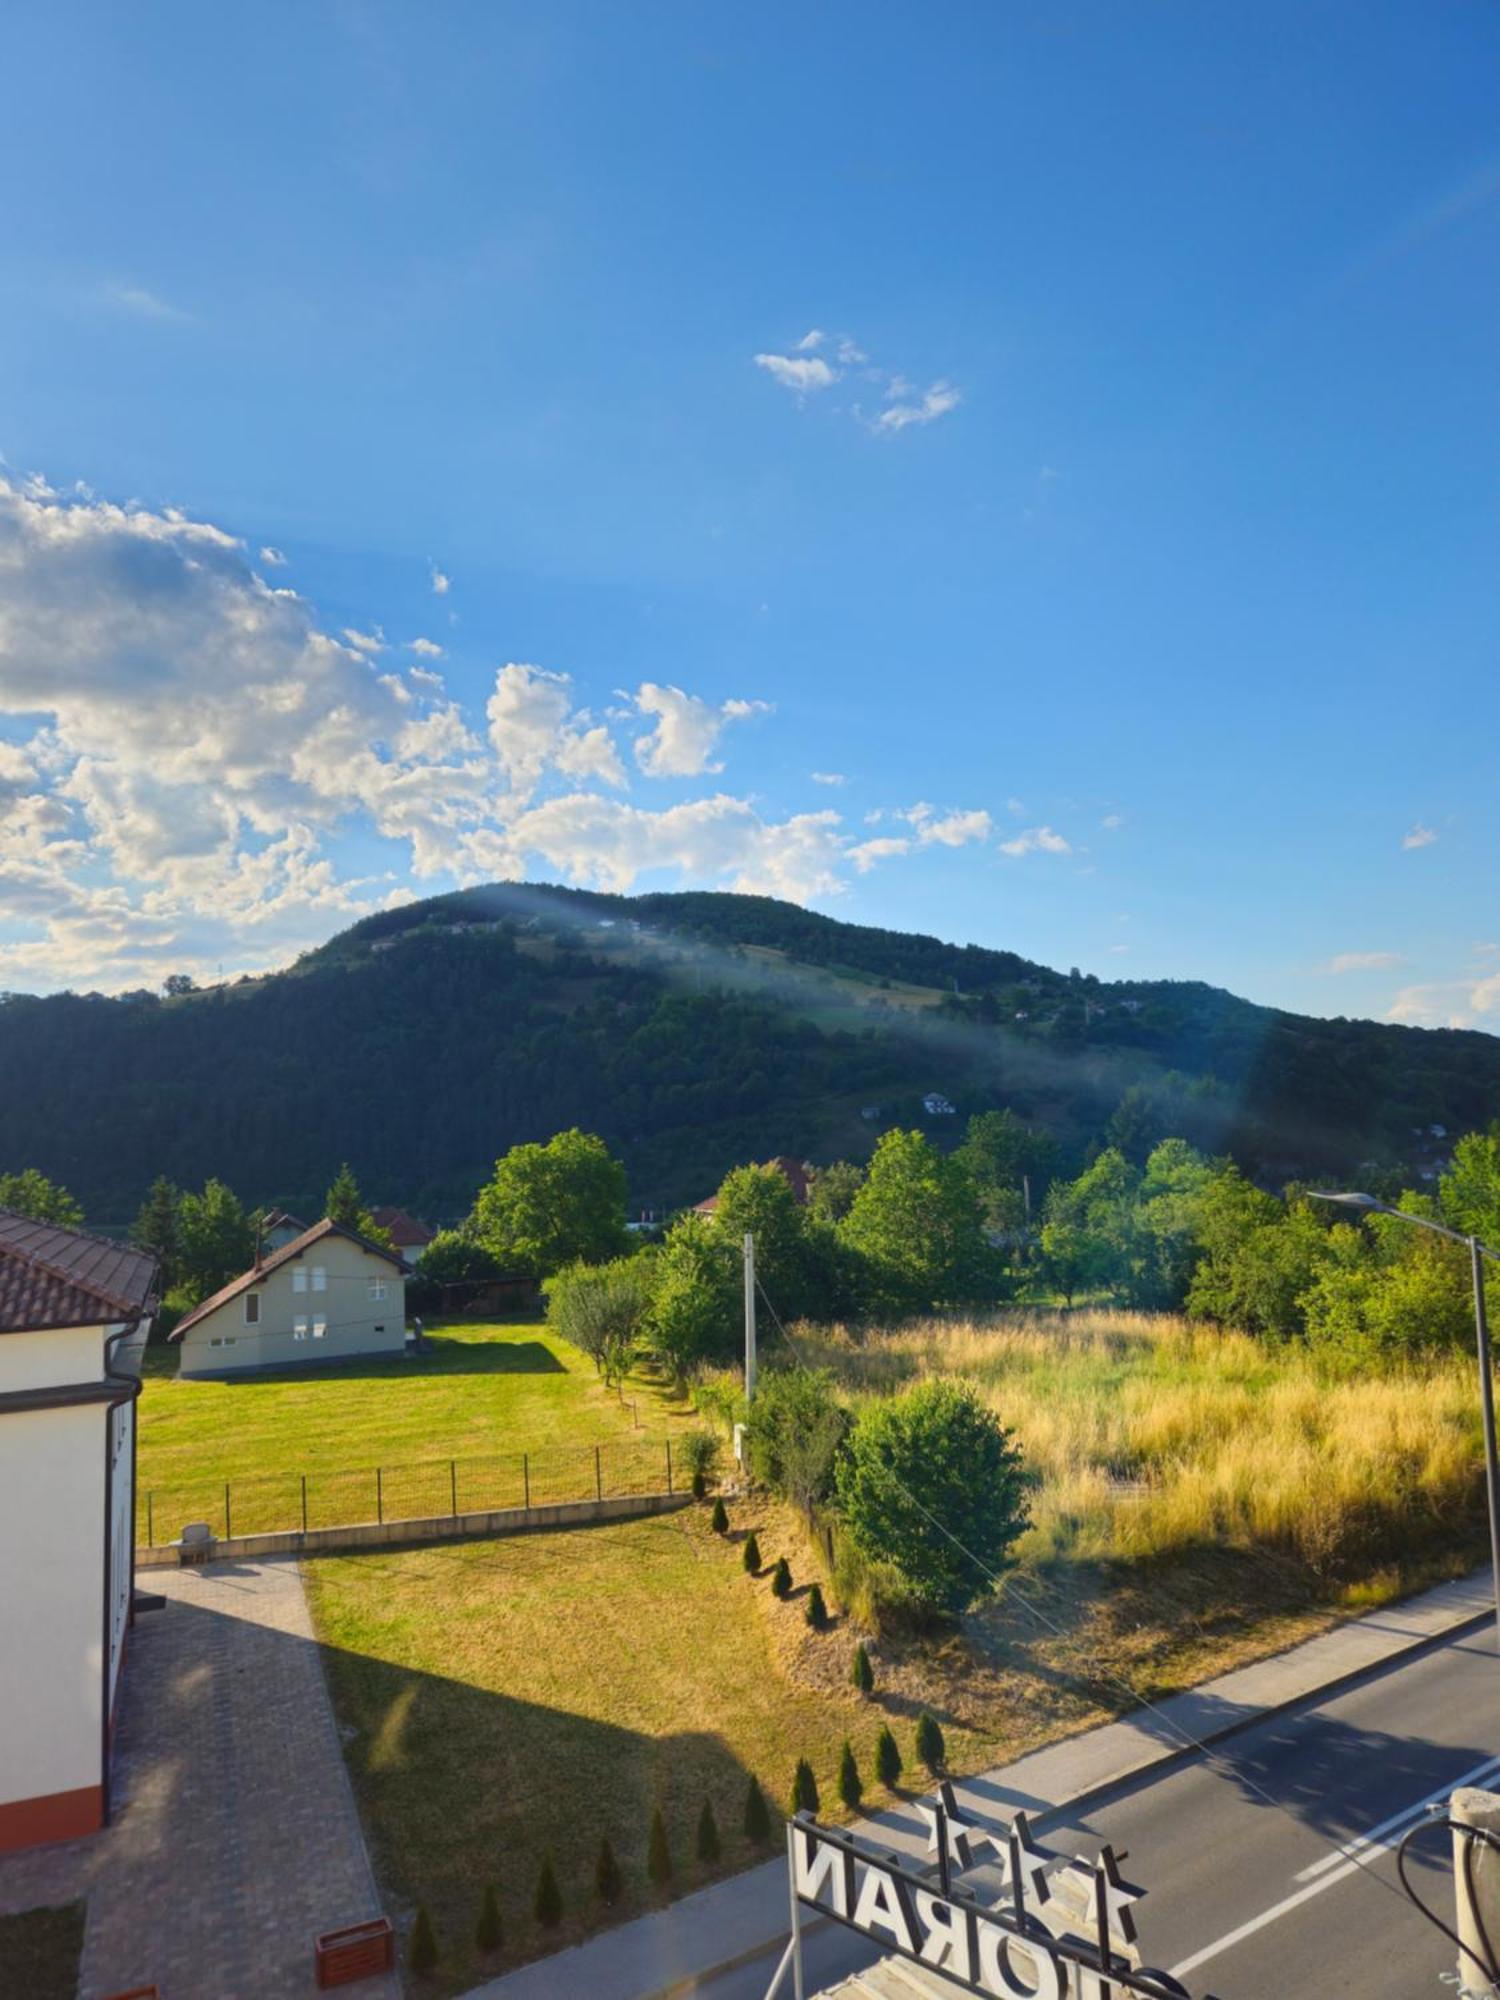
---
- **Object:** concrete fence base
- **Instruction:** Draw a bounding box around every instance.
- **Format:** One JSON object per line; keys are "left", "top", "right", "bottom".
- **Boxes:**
{"left": 137, "top": 1488, "right": 688, "bottom": 1568}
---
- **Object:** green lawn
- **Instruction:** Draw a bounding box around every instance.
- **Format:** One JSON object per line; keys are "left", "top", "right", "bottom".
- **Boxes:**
{"left": 137, "top": 1321, "right": 691, "bottom": 1542}
{"left": 0, "top": 1902, "right": 85, "bottom": 2000}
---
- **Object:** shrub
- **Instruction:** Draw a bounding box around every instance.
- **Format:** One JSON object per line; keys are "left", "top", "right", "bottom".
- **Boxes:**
{"left": 791, "top": 1758, "right": 819, "bottom": 1815}
{"left": 409, "top": 1905, "right": 438, "bottom": 1975}
{"left": 648, "top": 1806, "right": 673, "bottom": 1886}
{"left": 875, "top": 1724, "right": 902, "bottom": 1788}
{"left": 744, "top": 1775, "right": 772, "bottom": 1843}
{"left": 534, "top": 1854, "right": 563, "bottom": 1928}
{"left": 595, "top": 1836, "right": 623, "bottom": 1905}
{"left": 742, "top": 1532, "right": 762, "bottom": 1573}
{"left": 838, "top": 1740, "right": 863, "bottom": 1812}
{"left": 835, "top": 1380, "right": 1031, "bottom": 1616}
{"left": 915, "top": 1711, "right": 945, "bottom": 1775}
{"left": 743, "top": 1366, "right": 852, "bottom": 1509}
{"left": 770, "top": 1556, "right": 792, "bottom": 1599}
{"left": 804, "top": 1582, "right": 828, "bottom": 1629}
{"left": 679, "top": 1428, "right": 720, "bottom": 1497}
{"left": 475, "top": 1883, "right": 503, "bottom": 1954}
{"left": 711, "top": 1495, "right": 729, "bottom": 1534}
{"left": 545, "top": 1256, "right": 653, "bottom": 1386}
{"left": 697, "top": 1798, "right": 722, "bottom": 1864}
{"left": 851, "top": 1641, "right": 874, "bottom": 1695}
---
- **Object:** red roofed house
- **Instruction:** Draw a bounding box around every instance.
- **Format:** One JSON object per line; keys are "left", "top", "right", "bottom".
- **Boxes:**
{"left": 693, "top": 1156, "right": 814, "bottom": 1216}
{"left": 369, "top": 1205, "right": 436, "bottom": 1263}
{"left": 0, "top": 1209, "right": 157, "bottom": 1851}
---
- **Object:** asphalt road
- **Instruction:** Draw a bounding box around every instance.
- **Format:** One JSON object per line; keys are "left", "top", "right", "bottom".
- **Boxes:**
{"left": 694, "top": 1620, "right": 1500, "bottom": 1999}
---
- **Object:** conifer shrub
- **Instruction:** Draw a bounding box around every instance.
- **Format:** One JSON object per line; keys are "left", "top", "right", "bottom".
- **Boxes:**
{"left": 409, "top": 1905, "right": 438, "bottom": 1974}
{"left": 838, "top": 1740, "right": 863, "bottom": 1811}
{"left": 742, "top": 1532, "right": 762, "bottom": 1573}
{"left": 851, "top": 1641, "right": 874, "bottom": 1695}
{"left": 744, "top": 1774, "right": 772, "bottom": 1843}
{"left": 648, "top": 1806, "right": 673, "bottom": 1886}
{"left": 475, "top": 1883, "right": 503, "bottom": 1954}
{"left": 804, "top": 1582, "right": 828, "bottom": 1628}
{"left": 915, "top": 1710, "right": 946, "bottom": 1775}
{"left": 770, "top": 1555, "right": 792, "bottom": 1599}
{"left": 711, "top": 1495, "right": 729, "bottom": 1534}
{"left": 595, "top": 1836, "right": 623, "bottom": 1906}
{"left": 534, "top": 1854, "right": 563, "bottom": 1928}
{"left": 875, "top": 1724, "right": 902, "bottom": 1788}
{"left": 697, "top": 1797, "right": 722, "bottom": 1864}
{"left": 791, "top": 1757, "right": 819, "bottom": 1815}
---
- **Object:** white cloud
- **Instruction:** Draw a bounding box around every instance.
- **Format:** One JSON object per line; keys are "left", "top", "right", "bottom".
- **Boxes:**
{"left": 101, "top": 280, "right": 186, "bottom": 322}
{"left": 1320, "top": 951, "right": 1404, "bottom": 974}
{"left": 1387, "top": 974, "right": 1500, "bottom": 1029}
{"left": 753, "top": 353, "right": 838, "bottom": 394}
{"left": 795, "top": 329, "right": 826, "bottom": 351}
{"left": 848, "top": 836, "right": 910, "bottom": 873}
{"left": 916, "top": 808, "right": 992, "bottom": 848}
{"left": 1403, "top": 822, "right": 1438, "bottom": 850}
{"left": 1101, "top": 812, "right": 1124, "bottom": 830}
{"left": 259, "top": 546, "right": 288, "bottom": 567}
{"left": 342, "top": 626, "right": 385, "bottom": 654}
{"left": 430, "top": 565, "right": 451, "bottom": 596}
{"left": 871, "top": 381, "right": 962, "bottom": 434}
{"left": 408, "top": 636, "right": 445, "bottom": 659}
{"left": 486, "top": 664, "right": 626, "bottom": 798}
{"left": 633, "top": 682, "right": 769, "bottom": 778}
{"left": 810, "top": 771, "right": 846, "bottom": 786}
{"left": 1000, "top": 825, "right": 1072, "bottom": 858}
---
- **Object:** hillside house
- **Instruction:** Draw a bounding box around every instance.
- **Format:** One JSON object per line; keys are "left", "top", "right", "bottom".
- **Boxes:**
{"left": 0, "top": 1210, "right": 157, "bottom": 1851}
{"left": 693, "top": 1155, "right": 813, "bottom": 1216}
{"left": 922, "top": 1092, "right": 957, "bottom": 1116}
{"left": 369, "top": 1205, "right": 435, "bottom": 1262}
{"left": 170, "top": 1219, "right": 406, "bottom": 1378}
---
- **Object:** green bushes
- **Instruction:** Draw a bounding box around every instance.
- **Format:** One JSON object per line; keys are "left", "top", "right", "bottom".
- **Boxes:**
{"left": 595, "top": 1837, "right": 623, "bottom": 1905}
{"left": 791, "top": 1758, "right": 819, "bottom": 1815}
{"left": 915, "top": 1711, "right": 945, "bottom": 1775}
{"left": 545, "top": 1255, "right": 654, "bottom": 1385}
{"left": 533, "top": 1855, "right": 563, "bottom": 1928}
{"left": 647, "top": 1807, "right": 672, "bottom": 1887}
{"left": 409, "top": 1905, "right": 438, "bottom": 1974}
{"left": 696, "top": 1799, "right": 721, "bottom": 1864}
{"left": 837, "top": 1741, "right": 863, "bottom": 1811}
{"left": 851, "top": 1641, "right": 874, "bottom": 1694}
{"left": 804, "top": 1582, "right": 828, "bottom": 1628}
{"left": 744, "top": 1775, "right": 772, "bottom": 1843}
{"left": 742, "top": 1532, "right": 762, "bottom": 1573}
{"left": 711, "top": 1495, "right": 729, "bottom": 1533}
{"left": 678, "top": 1429, "right": 719, "bottom": 1499}
{"left": 770, "top": 1556, "right": 792, "bottom": 1599}
{"left": 875, "top": 1724, "right": 902, "bottom": 1788}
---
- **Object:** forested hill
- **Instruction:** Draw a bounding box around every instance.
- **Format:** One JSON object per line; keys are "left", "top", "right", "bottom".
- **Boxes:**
{"left": 2, "top": 879, "right": 1497, "bottom": 1226}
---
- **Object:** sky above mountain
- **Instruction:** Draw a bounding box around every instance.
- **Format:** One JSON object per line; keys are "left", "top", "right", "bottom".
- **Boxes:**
{"left": 0, "top": 3, "right": 1496, "bottom": 1027}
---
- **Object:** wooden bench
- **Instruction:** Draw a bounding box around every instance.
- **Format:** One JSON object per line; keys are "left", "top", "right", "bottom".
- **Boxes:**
{"left": 315, "top": 1916, "right": 395, "bottom": 1987}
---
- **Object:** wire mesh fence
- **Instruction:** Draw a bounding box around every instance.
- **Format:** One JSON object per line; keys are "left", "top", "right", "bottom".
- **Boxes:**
{"left": 139, "top": 1434, "right": 680, "bottom": 1546}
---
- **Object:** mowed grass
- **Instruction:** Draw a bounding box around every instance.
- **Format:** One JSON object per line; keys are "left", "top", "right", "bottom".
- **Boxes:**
{"left": 307, "top": 1502, "right": 945, "bottom": 1994}
{"left": 137, "top": 1321, "right": 691, "bottom": 1538}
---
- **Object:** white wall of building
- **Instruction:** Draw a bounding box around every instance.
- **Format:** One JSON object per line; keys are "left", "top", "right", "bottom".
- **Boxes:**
{"left": 178, "top": 1233, "right": 406, "bottom": 1377}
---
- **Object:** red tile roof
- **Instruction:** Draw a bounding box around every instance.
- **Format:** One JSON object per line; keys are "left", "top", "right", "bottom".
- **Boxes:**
{"left": 170, "top": 1216, "right": 407, "bottom": 1338}
{"left": 693, "top": 1156, "right": 813, "bottom": 1216}
{"left": 0, "top": 1209, "right": 158, "bottom": 1335}
{"left": 369, "top": 1205, "right": 435, "bottom": 1249}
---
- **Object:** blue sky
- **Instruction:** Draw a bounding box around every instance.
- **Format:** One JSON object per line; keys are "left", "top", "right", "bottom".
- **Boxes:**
{"left": 0, "top": 3, "right": 1496, "bottom": 1026}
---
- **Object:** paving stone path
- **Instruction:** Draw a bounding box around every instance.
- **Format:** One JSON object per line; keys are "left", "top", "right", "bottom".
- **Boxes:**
{"left": 0, "top": 1557, "right": 400, "bottom": 1999}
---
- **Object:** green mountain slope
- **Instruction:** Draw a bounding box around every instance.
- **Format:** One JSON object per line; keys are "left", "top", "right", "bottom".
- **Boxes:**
{"left": 1, "top": 881, "right": 1493, "bottom": 1225}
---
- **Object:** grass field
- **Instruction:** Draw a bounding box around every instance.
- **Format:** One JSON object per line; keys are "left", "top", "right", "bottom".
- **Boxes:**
{"left": 136, "top": 1320, "right": 694, "bottom": 1540}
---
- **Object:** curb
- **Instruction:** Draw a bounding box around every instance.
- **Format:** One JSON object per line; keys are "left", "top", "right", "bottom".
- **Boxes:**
{"left": 635, "top": 1587, "right": 1494, "bottom": 1999}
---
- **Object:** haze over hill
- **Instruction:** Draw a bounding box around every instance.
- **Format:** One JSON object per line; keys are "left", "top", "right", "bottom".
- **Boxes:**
{"left": 1, "top": 881, "right": 1494, "bottom": 1227}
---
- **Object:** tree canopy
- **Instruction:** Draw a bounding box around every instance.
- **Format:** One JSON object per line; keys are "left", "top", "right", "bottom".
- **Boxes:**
{"left": 470, "top": 1129, "right": 629, "bottom": 1277}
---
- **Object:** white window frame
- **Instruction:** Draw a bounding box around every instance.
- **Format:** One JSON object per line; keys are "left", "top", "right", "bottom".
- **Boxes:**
{"left": 292, "top": 1266, "right": 308, "bottom": 1295}
{"left": 311, "top": 1266, "right": 327, "bottom": 1294}
{"left": 293, "top": 1315, "right": 309, "bottom": 1341}
{"left": 244, "top": 1292, "right": 261, "bottom": 1326}
{"left": 368, "top": 1276, "right": 387, "bottom": 1303}
{"left": 312, "top": 1315, "right": 327, "bottom": 1339}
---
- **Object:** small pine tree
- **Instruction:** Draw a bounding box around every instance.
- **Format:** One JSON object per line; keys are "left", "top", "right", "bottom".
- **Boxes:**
{"left": 875, "top": 1723, "right": 902, "bottom": 1789}
{"left": 696, "top": 1797, "right": 722, "bottom": 1864}
{"left": 648, "top": 1805, "right": 673, "bottom": 1886}
{"left": 534, "top": 1854, "right": 563, "bottom": 1928}
{"left": 744, "top": 1774, "right": 772, "bottom": 1844}
{"left": 595, "top": 1836, "right": 623, "bottom": 1905}
{"left": 692, "top": 1468, "right": 707, "bottom": 1500}
{"left": 475, "top": 1883, "right": 503, "bottom": 1954}
{"left": 851, "top": 1641, "right": 874, "bottom": 1695}
{"left": 915, "top": 1710, "right": 946, "bottom": 1775}
{"left": 770, "top": 1555, "right": 792, "bottom": 1599}
{"left": 804, "top": 1582, "right": 828, "bottom": 1629}
{"left": 791, "top": 1757, "right": 819, "bottom": 1816}
{"left": 742, "top": 1532, "right": 762, "bottom": 1573}
{"left": 838, "top": 1740, "right": 863, "bottom": 1812}
{"left": 711, "top": 1495, "right": 729, "bottom": 1534}
{"left": 409, "top": 1905, "right": 438, "bottom": 1975}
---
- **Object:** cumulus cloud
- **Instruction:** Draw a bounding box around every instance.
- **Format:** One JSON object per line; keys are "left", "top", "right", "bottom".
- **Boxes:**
{"left": 1403, "top": 822, "right": 1439, "bottom": 850}
{"left": 430, "top": 564, "right": 451, "bottom": 596}
{"left": 1387, "top": 974, "right": 1500, "bottom": 1029}
{"left": 633, "top": 682, "right": 769, "bottom": 778}
{"left": 810, "top": 771, "right": 846, "bottom": 786}
{"left": 487, "top": 664, "right": 627, "bottom": 798}
{"left": 343, "top": 626, "right": 385, "bottom": 654}
{"left": 999, "top": 825, "right": 1072, "bottom": 858}
{"left": 754, "top": 353, "right": 838, "bottom": 394}
{"left": 870, "top": 381, "right": 962, "bottom": 434}
{"left": 259, "top": 546, "right": 288, "bottom": 567}
{"left": 755, "top": 329, "right": 959, "bottom": 434}
{"left": 848, "top": 836, "right": 910, "bottom": 873}
{"left": 408, "top": 636, "right": 445, "bottom": 659}
{"left": 916, "top": 808, "right": 992, "bottom": 848}
{"left": 1321, "top": 951, "right": 1404, "bottom": 974}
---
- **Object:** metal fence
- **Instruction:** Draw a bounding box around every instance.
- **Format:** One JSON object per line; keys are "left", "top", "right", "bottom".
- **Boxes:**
{"left": 139, "top": 1434, "right": 681, "bottom": 1547}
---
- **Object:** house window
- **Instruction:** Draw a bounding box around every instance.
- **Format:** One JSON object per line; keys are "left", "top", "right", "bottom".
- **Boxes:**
{"left": 244, "top": 1292, "right": 261, "bottom": 1325}
{"left": 368, "top": 1277, "right": 387, "bottom": 1302}
{"left": 292, "top": 1267, "right": 308, "bottom": 1294}
{"left": 311, "top": 1266, "right": 327, "bottom": 1293}
{"left": 293, "top": 1315, "right": 309, "bottom": 1340}
{"left": 312, "top": 1315, "right": 327, "bottom": 1339}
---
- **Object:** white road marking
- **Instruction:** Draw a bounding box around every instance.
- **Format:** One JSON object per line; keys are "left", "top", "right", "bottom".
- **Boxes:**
{"left": 1171, "top": 1758, "right": 1500, "bottom": 1978}
{"left": 1293, "top": 1754, "right": 1500, "bottom": 1882}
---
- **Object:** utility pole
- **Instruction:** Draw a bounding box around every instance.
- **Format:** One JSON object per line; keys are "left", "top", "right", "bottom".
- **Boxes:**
{"left": 743, "top": 1232, "right": 757, "bottom": 1405}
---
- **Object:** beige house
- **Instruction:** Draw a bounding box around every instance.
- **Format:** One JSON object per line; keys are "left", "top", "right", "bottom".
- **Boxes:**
{"left": 170, "top": 1218, "right": 407, "bottom": 1378}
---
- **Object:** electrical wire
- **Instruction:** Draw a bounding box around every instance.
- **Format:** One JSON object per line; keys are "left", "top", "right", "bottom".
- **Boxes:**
{"left": 1395, "top": 1816, "right": 1500, "bottom": 1992}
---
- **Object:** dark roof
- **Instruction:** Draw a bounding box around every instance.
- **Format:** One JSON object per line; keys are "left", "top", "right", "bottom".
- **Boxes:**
{"left": 693, "top": 1156, "right": 813, "bottom": 1216}
{"left": 170, "top": 1217, "right": 407, "bottom": 1339}
{"left": 262, "top": 1209, "right": 310, "bottom": 1234}
{"left": 369, "top": 1205, "right": 435, "bottom": 1248}
{"left": 0, "top": 1209, "right": 158, "bottom": 1335}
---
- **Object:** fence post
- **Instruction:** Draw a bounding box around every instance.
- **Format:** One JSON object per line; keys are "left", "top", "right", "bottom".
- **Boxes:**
{"left": 523, "top": 1452, "right": 530, "bottom": 1511}
{"left": 225, "top": 1482, "right": 232, "bottom": 1541}
{"left": 376, "top": 1466, "right": 384, "bottom": 1525}
{"left": 450, "top": 1459, "right": 458, "bottom": 1518}
{"left": 666, "top": 1439, "right": 673, "bottom": 1495}
{"left": 595, "top": 1444, "right": 603, "bottom": 1502}
{"left": 147, "top": 1491, "right": 154, "bottom": 1548}
{"left": 301, "top": 1474, "right": 308, "bottom": 1535}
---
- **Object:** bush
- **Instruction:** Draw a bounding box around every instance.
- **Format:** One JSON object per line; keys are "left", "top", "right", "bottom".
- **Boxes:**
{"left": 742, "top": 1532, "right": 762, "bottom": 1573}
{"left": 804, "top": 1582, "right": 828, "bottom": 1629}
{"left": 648, "top": 1806, "right": 672, "bottom": 1886}
{"left": 835, "top": 1380, "right": 1031, "bottom": 1616}
{"left": 545, "top": 1255, "right": 654, "bottom": 1386}
{"left": 534, "top": 1854, "right": 563, "bottom": 1928}
{"left": 647, "top": 1214, "right": 740, "bottom": 1373}
{"left": 696, "top": 1798, "right": 721, "bottom": 1864}
{"left": 770, "top": 1556, "right": 792, "bottom": 1599}
{"left": 851, "top": 1641, "right": 874, "bottom": 1695}
{"left": 711, "top": 1496, "right": 729, "bottom": 1534}
{"left": 475, "top": 1883, "right": 503, "bottom": 1954}
{"left": 409, "top": 1905, "right": 438, "bottom": 1974}
{"left": 791, "top": 1757, "right": 819, "bottom": 1815}
{"left": 875, "top": 1724, "right": 902, "bottom": 1788}
{"left": 744, "top": 1366, "right": 851, "bottom": 1510}
{"left": 838, "top": 1740, "right": 863, "bottom": 1812}
{"left": 679, "top": 1429, "right": 720, "bottom": 1497}
{"left": 744, "top": 1775, "right": 772, "bottom": 1843}
{"left": 915, "top": 1711, "right": 945, "bottom": 1775}
{"left": 595, "top": 1837, "right": 623, "bottom": 1905}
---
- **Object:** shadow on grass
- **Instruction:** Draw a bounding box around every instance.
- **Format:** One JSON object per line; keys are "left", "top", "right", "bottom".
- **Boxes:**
{"left": 0, "top": 1903, "right": 84, "bottom": 2000}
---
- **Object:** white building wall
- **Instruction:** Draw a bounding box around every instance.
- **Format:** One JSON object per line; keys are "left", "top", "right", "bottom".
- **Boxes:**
{"left": 2, "top": 1325, "right": 101, "bottom": 1393}
{"left": 178, "top": 1234, "right": 406, "bottom": 1377}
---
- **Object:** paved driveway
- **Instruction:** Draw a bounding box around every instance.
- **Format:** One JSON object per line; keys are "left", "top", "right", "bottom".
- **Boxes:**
{"left": 0, "top": 1558, "right": 400, "bottom": 2000}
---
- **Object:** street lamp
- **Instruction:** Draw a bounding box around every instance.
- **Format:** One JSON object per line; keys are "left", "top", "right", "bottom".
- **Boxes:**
{"left": 1311, "top": 1191, "right": 1500, "bottom": 1653}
